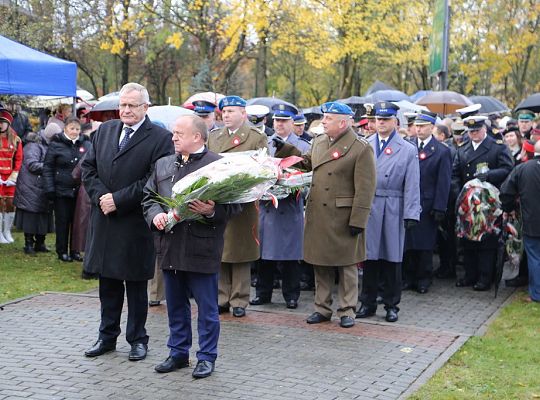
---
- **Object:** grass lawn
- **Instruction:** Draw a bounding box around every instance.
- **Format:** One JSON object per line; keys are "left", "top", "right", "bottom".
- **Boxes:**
{"left": 410, "top": 290, "right": 540, "bottom": 400}
{"left": 0, "top": 231, "right": 97, "bottom": 304}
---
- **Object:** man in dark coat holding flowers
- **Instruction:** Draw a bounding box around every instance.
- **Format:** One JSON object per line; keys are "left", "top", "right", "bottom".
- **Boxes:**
{"left": 142, "top": 115, "right": 239, "bottom": 378}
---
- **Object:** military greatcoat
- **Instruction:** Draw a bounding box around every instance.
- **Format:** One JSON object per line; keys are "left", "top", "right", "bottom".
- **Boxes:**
{"left": 365, "top": 132, "right": 421, "bottom": 263}
{"left": 405, "top": 136, "right": 452, "bottom": 251}
{"left": 207, "top": 122, "right": 268, "bottom": 263}
{"left": 302, "top": 127, "right": 376, "bottom": 266}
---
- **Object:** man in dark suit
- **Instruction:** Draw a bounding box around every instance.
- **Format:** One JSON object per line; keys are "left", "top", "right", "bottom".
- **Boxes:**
{"left": 403, "top": 111, "right": 452, "bottom": 293}
{"left": 451, "top": 116, "right": 513, "bottom": 291}
{"left": 142, "top": 115, "right": 239, "bottom": 378}
{"left": 82, "top": 82, "right": 174, "bottom": 361}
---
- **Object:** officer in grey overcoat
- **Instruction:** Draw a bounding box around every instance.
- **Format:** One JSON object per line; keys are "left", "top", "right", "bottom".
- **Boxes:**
{"left": 357, "top": 102, "right": 421, "bottom": 323}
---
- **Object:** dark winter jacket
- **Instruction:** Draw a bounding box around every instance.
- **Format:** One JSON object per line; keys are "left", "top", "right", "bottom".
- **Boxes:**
{"left": 43, "top": 133, "right": 92, "bottom": 198}
{"left": 13, "top": 132, "right": 50, "bottom": 213}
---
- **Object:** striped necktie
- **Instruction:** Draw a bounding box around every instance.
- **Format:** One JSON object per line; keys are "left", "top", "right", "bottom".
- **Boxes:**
{"left": 118, "top": 127, "right": 134, "bottom": 151}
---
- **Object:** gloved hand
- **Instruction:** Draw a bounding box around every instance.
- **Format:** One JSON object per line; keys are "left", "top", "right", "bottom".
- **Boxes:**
{"left": 404, "top": 219, "right": 418, "bottom": 229}
{"left": 475, "top": 172, "right": 488, "bottom": 182}
{"left": 349, "top": 226, "right": 364, "bottom": 236}
{"left": 46, "top": 192, "right": 56, "bottom": 201}
{"left": 272, "top": 137, "right": 285, "bottom": 151}
{"left": 4, "top": 180, "right": 16, "bottom": 187}
{"left": 431, "top": 210, "right": 446, "bottom": 223}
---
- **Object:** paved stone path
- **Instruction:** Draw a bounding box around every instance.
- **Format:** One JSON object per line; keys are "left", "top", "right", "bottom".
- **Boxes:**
{"left": 0, "top": 277, "right": 515, "bottom": 400}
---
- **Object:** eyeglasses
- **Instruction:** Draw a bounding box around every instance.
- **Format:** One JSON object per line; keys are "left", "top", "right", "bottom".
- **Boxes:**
{"left": 119, "top": 103, "right": 146, "bottom": 110}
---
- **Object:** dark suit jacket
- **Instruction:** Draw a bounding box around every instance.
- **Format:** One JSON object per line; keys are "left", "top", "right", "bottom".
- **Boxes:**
{"left": 142, "top": 150, "right": 239, "bottom": 274}
{"left": 81, "top": 116, "right": 174, "bottom": 281}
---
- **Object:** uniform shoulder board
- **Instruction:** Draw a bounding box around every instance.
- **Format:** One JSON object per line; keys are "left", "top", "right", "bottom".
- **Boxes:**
{"left": 356, "top": 136, "right": 369, "bottom": 145}
{"left": 209, "top": 126, "right": 222, "bottom": 133}
{"left": 299, "top": 137, "right": 311, "bottom": 145}
{"left": 496, "top": 139, "right": 504, "bottom": 145}
{"left": 458, "top": 141, "right": 466, "bottom": 147}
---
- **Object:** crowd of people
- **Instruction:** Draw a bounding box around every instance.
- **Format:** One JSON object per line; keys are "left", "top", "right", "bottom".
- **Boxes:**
{"left": 1, "top": 83, "right": 539, "bottom": 379}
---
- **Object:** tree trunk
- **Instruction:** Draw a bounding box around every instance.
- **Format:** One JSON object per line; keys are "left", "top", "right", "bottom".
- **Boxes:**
{"left": 255, "top": 35, "right": 268, "bottom": 97}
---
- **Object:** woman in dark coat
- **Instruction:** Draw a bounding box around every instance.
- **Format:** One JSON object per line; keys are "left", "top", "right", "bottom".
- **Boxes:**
{"left": 14, "top": 131, "right": 54, "bottom": 254}
{"left": 43, "top": 117, "right": 91, "bottom": 262}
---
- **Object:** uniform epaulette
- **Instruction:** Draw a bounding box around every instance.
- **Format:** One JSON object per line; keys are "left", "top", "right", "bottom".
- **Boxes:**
{"left": 458, "top": 141, "right": 466, "bottom": 147}
{"left": 496, "top": 139, "right": 504, "bottom": 145}
{"left": 209, "top": 126, "right": 221, "bottom": 133}
{"left": 356, "top": 136, "right": 369, "bottom": 145}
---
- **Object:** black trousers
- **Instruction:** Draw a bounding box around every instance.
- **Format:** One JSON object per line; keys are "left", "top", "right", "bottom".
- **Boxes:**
{"left": 98, "top": 277, "right": 149, "bottom": 345}
{"left": 360, "top": 260, "right": 401, "bottom": 310}
{"left": 463, "top": 247, "right": 497, "bottom": 285}
{"left": 403, "top": 250, "right": 433, "bottom": 288}
{"left": 437, "top": 212, "right": 457, "bottom": 275}
{"left": 54, "top": 196, "right": 76, "bottom": 255}
{"left": 255, "top": 259, "right": 300, "bottom": 302}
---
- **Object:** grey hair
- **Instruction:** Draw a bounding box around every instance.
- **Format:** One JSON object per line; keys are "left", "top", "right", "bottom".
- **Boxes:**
{"left": 119, "top": 82, "right": 150, "bottom": 104}
{"left": 176, "top": 115, "right": 209, "bottom": 142}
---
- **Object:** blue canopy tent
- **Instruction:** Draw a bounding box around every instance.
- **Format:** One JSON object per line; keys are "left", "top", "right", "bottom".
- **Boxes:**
{"left": 0, "top": 35, "right": 77, "bottom": 97}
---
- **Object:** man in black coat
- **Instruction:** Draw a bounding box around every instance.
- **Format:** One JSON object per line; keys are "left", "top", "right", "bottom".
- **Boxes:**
{"left": 82, "top": 83, "right": 174, "bottom": 361}
{"left": 451, "top": 116, "right": 513, "bottom": 291}
{"left": 142, "top": 115, "right": 239, "bottom": 378}
{"left": 403, "top": 111, "right": 452, "bottom": 293}
{"left": 500, "top": 141, "right": 540, "bottom": 303}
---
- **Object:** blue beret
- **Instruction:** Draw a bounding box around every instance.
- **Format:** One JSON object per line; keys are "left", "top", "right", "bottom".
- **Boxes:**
{"left": 321, "top": 101, "right": 354, "bottom": 116}
{"left": 414, "top": 111, "right": 437, "bottom": 125}
{"left": 192, "top": 100, "right": 216, "bottom": 115}
{"left": 272, "top": 103, "right": 298, "bottom": 119}
{"left": 374, "top": 102, "right": 399, "bottom": 118}
{"left": 293, "top": 114, "right": 307, "bottom": 125}
{"left": 218, "top": 95, "right": 246, "bottom": 110}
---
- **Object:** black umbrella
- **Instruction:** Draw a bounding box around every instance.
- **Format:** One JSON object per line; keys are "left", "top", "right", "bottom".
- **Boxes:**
{"left": 514, "top": 93, "right": 540, "bottom": 113}
{"left": 469, "top": 96, "right": 510, "bottom": 114}
{"left": 302, "top": 106, "right": 323, "bottom": 116}
{"left": 247, "top": 97, "right": 296, "bottom": 111}
{"left": 337, "top": 96, "right": 367, "bottom": 105}
{"left": 90, "top": 97, "right": 119, "bottom": 112}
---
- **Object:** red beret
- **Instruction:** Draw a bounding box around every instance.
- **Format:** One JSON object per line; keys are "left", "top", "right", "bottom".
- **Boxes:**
{"left": 358, "top": 118, "right": 369, "bottom": 127}
{"left": 523, "top": 140, "right": 535, "bottom": 153}
{"left": 0, "top": 109, "right": 13, "bottom": 124}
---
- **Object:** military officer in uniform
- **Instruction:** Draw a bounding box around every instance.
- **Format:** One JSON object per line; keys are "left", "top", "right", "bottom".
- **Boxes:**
{"left": 250, "top": 104, "right": 310, "bottom": 309}
{"left": 207, "top": 96, "right": 268, "bottom": 317}
{"left": 517, "top": 109, "right": 535, "bottom": 139}
{"left": 403, "top": 111, "right": 452, "bottom": 294}
{"left": 299, "top": 101, "right": 376, "bottom": 329}
{"left": 246, "top": 104, "right": 274, "bottom": 137}
{"left": 292, "top": 113, "right": 313, "bottom": 143}
{"left": 451, "top": 115, "right": 513, "bottom": 291}
{"left": 357, "top": 102, "right": 421, "bottom": 323}
{"left": 193, "top": 100, "right": 219, "bottom": 131}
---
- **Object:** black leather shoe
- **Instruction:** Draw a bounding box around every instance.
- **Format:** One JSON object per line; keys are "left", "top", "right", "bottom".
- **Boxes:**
{"left": 355, "top": 305, "right": 376, "bottom": 319}
{"left": 70, "top": 252, "right": 84, "bottom": 262}
{"left": 455, "top": 279, "right": 474, "bottom": 287}
{"left": 416, "top": 286, "right": 429, "bottom": 294}
{"left": 286, "top": 299, "right": 298, "bottom": 309}
{"left": 232, "top": 307, "right": 245, "bottom": 317}
{"left": 154, "top": 356, "right": 190, "bottom": 373}
{"left": 58, "top": 253, "right": 73, "bottom": 262}
{"left": 218, "top": 305, "right": 229, "bottom": 314}
{"left": 128, "top": 343, "right": 148, "bottom": 361}
{"left": 306, "top": 312, "right": 330, "bottom": 324}
{"left": 84, "top": 340, "right": 116, "bottom": 357}
{"left": 473, "top": 282, "right": 491, "bottom": 291}
{"left": 149, "top": 300, "right": 161, "bottom": 307}
{"left": 249, "top": 297, "right": 270, "bottom": 306}
{"left": 385, "top": 308, "right": 399, "bottom": 323}
{"left": 192, "top": 360, "right": 215, "bottom": 379}
{"left": 340, "top": 316, "right": 355, "bottom": 328}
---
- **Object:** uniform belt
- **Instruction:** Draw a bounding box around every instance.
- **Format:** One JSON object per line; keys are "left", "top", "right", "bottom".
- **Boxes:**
{"left": 375, "top": 189, "right": 403, "bottom": 198}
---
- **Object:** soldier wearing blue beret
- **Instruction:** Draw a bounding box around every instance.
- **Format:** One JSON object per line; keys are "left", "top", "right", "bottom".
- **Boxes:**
{"left": 357, "top": 101, "right": 421, "bottom": 323}
{"left": 451, "top": 115, "right": 513, "bottom": 291}
{"left": 297, "top": 101, "right": 377, "bottom": 329}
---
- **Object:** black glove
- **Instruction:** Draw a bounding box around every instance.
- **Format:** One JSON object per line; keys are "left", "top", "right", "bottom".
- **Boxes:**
{"left": 404, "top": 219, "right": 418, "bottom": 229}
{"left": 46, "top": 192, "right": 55, "bottom": 201}
{"left": 272, "top": 137, "right": 285, "bottom": 151}
{"left": 475, "top": 172, "right": 488, "bottom": 182}
{"left": 349, "top": 226, "right": 364, "bottom": 236}
{"left": 431, "top": 210, "right": 446, "bottom": 223}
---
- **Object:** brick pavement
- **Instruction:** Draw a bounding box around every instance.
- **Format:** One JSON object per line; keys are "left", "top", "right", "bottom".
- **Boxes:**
{"left": 0, "top": 277, "right": 515, "bottom": 400}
